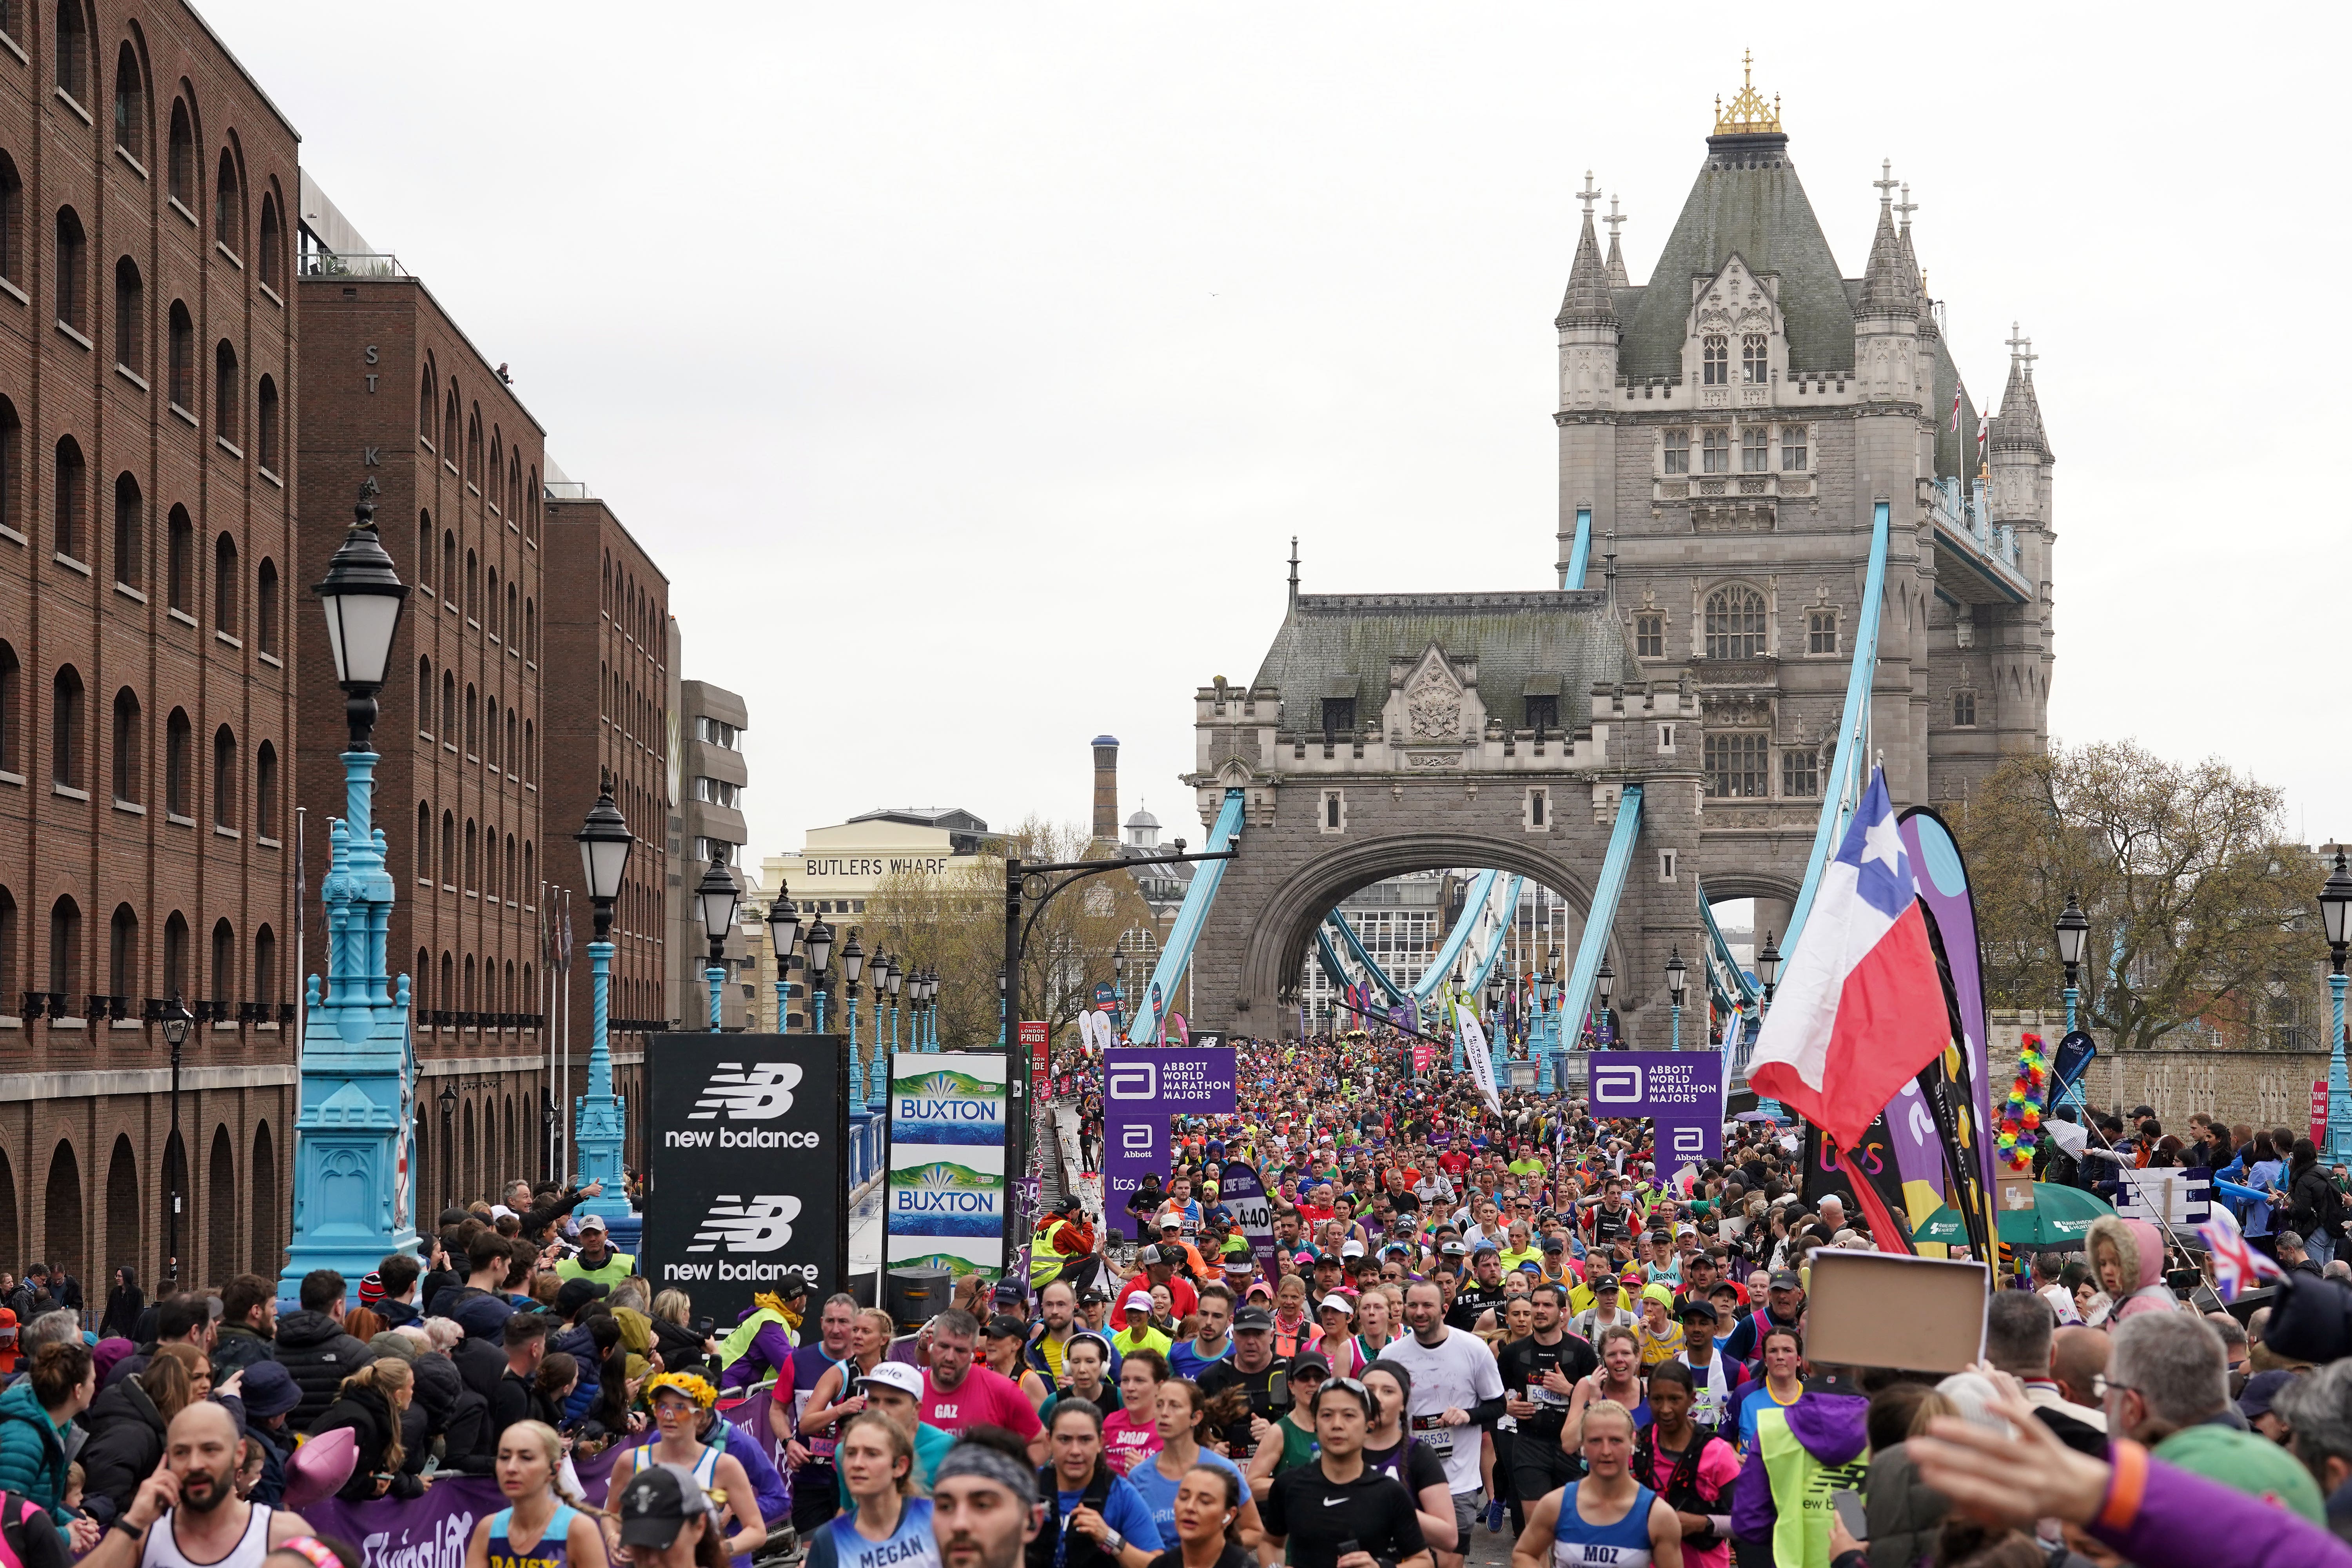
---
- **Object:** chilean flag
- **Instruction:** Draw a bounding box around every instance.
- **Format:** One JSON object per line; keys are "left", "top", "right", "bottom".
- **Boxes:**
{"left": 1747, "top": 769, "right": 1951, "bottom": 1151}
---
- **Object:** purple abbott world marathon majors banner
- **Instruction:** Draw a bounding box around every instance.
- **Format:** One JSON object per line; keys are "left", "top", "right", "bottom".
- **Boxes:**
{"left": 1104, "top": 1047, "right": 1236, "bottom": 1224}
{"left": 1588, "top": 1051, "right": 1724, "bottom": 1169}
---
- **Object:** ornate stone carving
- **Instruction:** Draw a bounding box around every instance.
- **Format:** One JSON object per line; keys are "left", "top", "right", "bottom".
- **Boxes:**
{"left": 1406, "top": 682, "right": 1461, "bottom": 739}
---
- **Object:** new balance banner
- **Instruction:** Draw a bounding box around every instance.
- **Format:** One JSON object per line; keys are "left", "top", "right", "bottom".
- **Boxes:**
{"left": 887, "top": 1053, "right": 1010, "bottom": 1281}
{"left": 646, "top": 1034, "right": 848, "bottom": 1326}
{"left": 1104, "top": 1048, "right": 1235, "bottom": 1226}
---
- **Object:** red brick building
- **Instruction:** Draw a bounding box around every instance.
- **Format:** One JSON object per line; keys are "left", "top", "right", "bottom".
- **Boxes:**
{"left": 541, "top": 482, "right": 667, "bottom": 1175}
{"left": 0, "top": 0, "right": 301, "bottom": 1291}
{"left": 294, "top": 205, "right": 550, "bottom": 1214}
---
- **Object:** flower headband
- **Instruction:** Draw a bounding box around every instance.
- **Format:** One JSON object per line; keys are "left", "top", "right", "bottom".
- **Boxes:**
{"left": 646, "top": 1370, "right": 718, "bottom": 1408}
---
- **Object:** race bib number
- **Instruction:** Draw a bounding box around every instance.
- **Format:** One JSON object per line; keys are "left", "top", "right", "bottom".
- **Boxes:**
{"left": 1411, "top": 1414, "right": 1454, "bottom": 1454}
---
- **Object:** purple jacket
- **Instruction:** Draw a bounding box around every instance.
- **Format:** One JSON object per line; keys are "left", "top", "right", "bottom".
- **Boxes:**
{"left": 1730, "top": 1390, "right": 1869, "bottom": 1543}
{"left": 2090, "top": 1440, "right": 2352, "bottom": 1568}
{"left": 719, "top": 1312, "right": 796, "bottom": 1392}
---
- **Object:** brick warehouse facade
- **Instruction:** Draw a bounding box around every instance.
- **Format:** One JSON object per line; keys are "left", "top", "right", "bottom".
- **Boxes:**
{"left": 541, "top": 485, "right": 664, "bottom": 1177}
{"left": 0, "top": 1, "right": 300, "bottom": 1291}
{"left": 293, "top": 262, "right": 552, "bottom": 1215}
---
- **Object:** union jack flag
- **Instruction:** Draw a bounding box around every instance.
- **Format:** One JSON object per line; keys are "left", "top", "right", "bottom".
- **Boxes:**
{"left": 2200, "top": 1216, "right": 2285, "bottom": 1302}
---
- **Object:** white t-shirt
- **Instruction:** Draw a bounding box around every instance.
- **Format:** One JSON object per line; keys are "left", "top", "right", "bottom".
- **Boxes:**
{"left": 1376, "top": 1327, "right": 1504, "bottom": 1496}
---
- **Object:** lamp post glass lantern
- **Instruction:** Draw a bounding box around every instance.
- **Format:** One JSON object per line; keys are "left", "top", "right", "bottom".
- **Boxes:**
{"left": 805, "top": 919, "right": 833, "bottom": 1033}
{"left": 695, "top": 857, "right": 740, "bottom": 1031}
{"left": 571, "top": 788, "right": 634, "bottom": 1227}
{"left": 1666, "top": 947, "right": 1687, "bottom": 1051}
{"left": 2320, "top": 852, "right": 2352, "bottom": 1160}
{"left": 1757, "top": 930, "right": 1782, "bottom": 1009}
{"left": 768, "top": 893, "right": 801, "bottom": 1032}
{"left": 2055, "top": 892, "right": 2090, "bottom": 1034}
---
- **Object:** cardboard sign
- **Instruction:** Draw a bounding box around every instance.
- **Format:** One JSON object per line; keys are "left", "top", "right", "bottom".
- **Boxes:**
{"left": 1997, "top": 1176, "right": 2037, "bottom": 1214}
{"left": 1805, "top": 1250, "right": 1989, "bottom": 1374}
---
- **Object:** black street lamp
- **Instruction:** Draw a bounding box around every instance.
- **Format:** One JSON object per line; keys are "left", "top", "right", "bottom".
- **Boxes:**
{"left": 1595, "top": 960, "right": 1615, "bottom": 1047}
{"left": 694, "top": 857, "right": 740, "bottom": 1031}
{"left": 576, "top": 783, "right": 634, "bottom": 940}
{"left": 311, "top": 482, "right": 410, "bottom": 754}
{"left": 437, "top": 1080, "right": 458, "bottom": 1212}
{"left": 805, "top": 918, "right": 835, "bottom": 1032}
{"left": 161, "top": 996, "right": 192, "bottom": 1285}
{"left": 2055, "top": 892, "right": 2090, "bottom": 1031}
{"left": 1665, "top": 947, "right": 1688, "bottom": 1051}
{"left": 1757, "top": 930, "right": 1782, "bottom": 1011}
{"left": 767, "top": 893, "right": 802, "bottom": 1031}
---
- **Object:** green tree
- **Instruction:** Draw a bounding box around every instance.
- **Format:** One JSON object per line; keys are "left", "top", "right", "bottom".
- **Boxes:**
{"left": 1952, "top": 741, "right": 2323, "bottom": 1053}
{"left": 859, "top": 816, "right": 1156, "bottom": 1052}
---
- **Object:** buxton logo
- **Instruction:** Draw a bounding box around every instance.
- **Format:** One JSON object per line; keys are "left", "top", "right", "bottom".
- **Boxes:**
{"left": 686, "top": 1194, "right": 801, "bottom": 1252}
{"left": 688, "top": 1063, "right": 802, "bottom": 1121}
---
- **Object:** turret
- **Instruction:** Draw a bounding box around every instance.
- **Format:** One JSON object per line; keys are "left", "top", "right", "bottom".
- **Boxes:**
{"left": 1856, "top": 161, "right": 1922, "bottom": 403}
{"left": 1556, "top": 171, "right": 1620, "bottom": 413}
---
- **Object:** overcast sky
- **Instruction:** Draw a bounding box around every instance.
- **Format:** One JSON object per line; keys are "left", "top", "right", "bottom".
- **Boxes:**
{"left": 205, "top": 2, "right": 2351, "bottom": 872}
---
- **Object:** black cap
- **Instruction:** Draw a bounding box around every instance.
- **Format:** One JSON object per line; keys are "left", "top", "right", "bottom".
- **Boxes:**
{"left": 1541, "top": 1234, "right": 1566, "bottom": 1252}
{"left": 984, "top": 1314, "right": 1026, "bottom": 1340}
{"left": 1078, "top": 1286, "right": 1109, "bottom": 1305}
{"left": 1676, "top": 1298, "right": 1720, "bottom": 1324}
{"left": 1232, "top": 1305, "right": 1274, "bottom": 1331}
{"left": 617, "top": 1465, "right": 710, "bottom": 1547}
{"left": 1591, "top": 1273, "right": 1618, "bottom": 1290}
{"left": 1769, "top": 1269, "right": 1804, "bottom": 1291}
{"left": 555, "top": 1278, "right": 609, "bottom": 1316}
{"left": 1289, "top": 1349, "right": 1331, "bottom": 1377}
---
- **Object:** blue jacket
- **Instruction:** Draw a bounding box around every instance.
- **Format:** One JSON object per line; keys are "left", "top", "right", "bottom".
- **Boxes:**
{"left": 0, "top": 1377, "right": 71, "bottom": 1524}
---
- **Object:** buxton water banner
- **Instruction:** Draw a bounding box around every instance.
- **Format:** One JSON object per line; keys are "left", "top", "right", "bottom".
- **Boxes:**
{"left": 646, "top": 1034, "right": 848, "bottom": 1327}
{"left": 886, "top": 1052, "right": 1010, "bottom": 1280}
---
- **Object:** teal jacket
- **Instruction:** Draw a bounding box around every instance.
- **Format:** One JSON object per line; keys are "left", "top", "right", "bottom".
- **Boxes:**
{"left": 0, "top": 1377, "right": 72, "bottom": 1523}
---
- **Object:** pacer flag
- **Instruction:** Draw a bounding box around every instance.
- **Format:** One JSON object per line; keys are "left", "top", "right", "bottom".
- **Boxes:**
{"left": 1748, "top": 769, "right": 1951, "bottom": 1151}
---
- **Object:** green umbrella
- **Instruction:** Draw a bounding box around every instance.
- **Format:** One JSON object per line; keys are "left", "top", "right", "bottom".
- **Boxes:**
{"left": 1909, "top": 1183, "right": 2112, "bottom": 1251}
{"left": 1909, "top": 1205, "right": 1972, "bottom": 1245}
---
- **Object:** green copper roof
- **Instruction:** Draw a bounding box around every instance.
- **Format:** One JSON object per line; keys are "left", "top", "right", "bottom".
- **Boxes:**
{"left": 1250, "top": 590, "right": 1643, "bottom": 733}
{"left": 1621, "top": 133, "right": 1856, "bottom": 381}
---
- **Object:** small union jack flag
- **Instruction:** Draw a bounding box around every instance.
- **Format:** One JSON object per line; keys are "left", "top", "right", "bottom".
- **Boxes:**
{"left": 2200, "top": 1216, "right": 2286, "bottom": 1302}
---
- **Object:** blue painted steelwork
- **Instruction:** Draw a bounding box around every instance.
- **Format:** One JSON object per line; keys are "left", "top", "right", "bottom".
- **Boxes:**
{"left": 1562, "top": 506, "right": 1593, "bottom": 590}
{"left": 1781, "top": 500, "right": 1891, "bottom": 957}
{"left": 1414, "top": 870, "right": 1498, "bottom": 1000}
{"left": 1326, "top": 909, "right": 1411, "bottom": 1004}
{"left": 1461, "top": 876, "right": 1524, "bottom": 998}
{"left": 1125, "top": 789, "right": 1246, "bottom": 1044}
{"left": 1555, "top": 785, "right": 1644, "bottom": 1051}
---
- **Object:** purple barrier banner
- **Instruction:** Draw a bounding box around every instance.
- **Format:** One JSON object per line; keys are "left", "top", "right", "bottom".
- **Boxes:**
{"left": 1899, "top": 808, "right": 1999, "bottom": 1234}
{"left": 1218, "top": 1161, "right": 1276, "bottom": 1278}
{"left": 1103, "top": 1048, "right": 1235, "bottom": 1226}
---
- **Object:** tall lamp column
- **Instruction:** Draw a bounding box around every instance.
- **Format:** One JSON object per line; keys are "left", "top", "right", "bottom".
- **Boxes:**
{"left": 806, "top": 920, "right": 835, "bottom": 1033}
{"left": 1754, "top": 931, "right": 1784, "bottom": 1121}
{"left": 282, "top": 484, "right": 419, "bottom": 1299}
{"left": 880, "top": 956, "right": 902, "bottom": 1099}
{"left": 1666, "top": 947, "right": 1688, "bottom": 1052}
{"left": 2054, "top": 892, "right": 2091, "bottom": 1111}
{"left": 767, "top": 892, "right": 802, "bottom": 1034}
{"left": 842, "top": 933, "right": 867, "bottom": 1109}
{"left": 572, "top": 782, "right": 637, "bottom": 1242}
{"left": 695, "top": 858, "right": 740, "bottom": 1032}
{"left": 2319, "top": 853, "right": 2352, "bottom": 1162}
{"left": 1595, "top": 961, "right": 1615, "bottom": 1049}
{"left": 162, "top": 998, "right": 191, "bottom": 1284}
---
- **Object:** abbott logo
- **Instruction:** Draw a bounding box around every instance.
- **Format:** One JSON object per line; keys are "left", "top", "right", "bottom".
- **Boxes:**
{"left": 689, "top": 1063, "right": 802, "bottom": 1121}
{"left": 1120, "top": 1123, "right": 1156, "bottom": 1155}
{"left": 1592, "top": 1064, "right": 1643, "bottom": 1105}
{"left": 1669, "top": 1126, "right": 1706, "bottom": 1157}
{"left": 687, "top": 1194, "right": 801, "bottom": 1253}
{"left": 1107, "top": 1062, "right": 1158, "bottom": 1100}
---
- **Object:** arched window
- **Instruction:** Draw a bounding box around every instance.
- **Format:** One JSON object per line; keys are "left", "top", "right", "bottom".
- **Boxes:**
{"left": 167, "top": 301, "right": 192, "bottom": 409}
{"left": 419, "top": 367, "right": 437, "bottom": 446}
{"left": 487, "top": 431, "right": 501, "bottom": 507}
{"left": 0, "top": 886, "right": 15, "bottom": 1011}
{"left": 464, "top": 683, "right": 477, "bottom": 756}
{"left": 211, "top": 724, "right": 235, "bottom": 828}
{"left": 0, "top": 640, "right": 20, "bottom": 773}
{"left": 256, "top": 192, "right": 280, "bottom": 291}
{"left": 463, "top": 819, "right": 477, "bottom": 891}
{"left": 441, "top": 529, "right": 456, "bottom": 598}
{"left": 1742, "top": 333, "right": 1768, "bottom": 385}
{"left": 113, "top": 256, "right": 141, "bottom": 371}
{"left": 53, "top": 1, "right": 89, "bottom": 107}
{"left": 463, "top": 955, "right": 476, "bottom": 1014}
{"left": 107, "top": 904, "right": 136, "bottom": 1002}
{"left": 111, "top": 472, "right": 140, "bottom": 588}
{"left": 1702, "top": 333, "right": 1728, "bottom": 386}
{"left": 439, "top": 951, "right": 453, "bottom": 1010}
{"left": 416, "top": 510, "right": 433, "bottom": 589}
{"left": 213, "top": 532, "right": 238, "bottom": 635}
{"left": 416, "top": 655, "right": 432, "bottom": 737}
{"left": 466, "top": 408, "right": 482, "bottom": 485}
{"left": 440, "top": 811, "right": 454, "bottom": 885}
{"left": 483, "top": 692, "right": 498, "bottom": 768}
{"left": 1953, "top": 690, "right": 1977, "bottom": 728}
{"left": 109, "top": 687, "right": 138, "bottom": 803}
{"left": 415, "top": 799, "right": 430, "bottom": 882}
{"left": 505, "top": 834, "right": 517, "bottom": 905}
{"left": 1703, "top": 585, "right": 1766, "bottom": 660}
{"left": 527, "top": 467, "right": 539, "bottom": 537}
{"left": 485, "top": 567, "right": 499, "bottom": 637}
{"left": 51, "top": 436, "right": 84, "bottom": 559}
{"left": 522, "top": 842, "right": 535, "bottom": 901}
{"left": 484, "top": 821, "right": 499, "bottom": 900}
{"left": 254, "top": 375, "right": 279, "bottom": 474}
{"left": 209, "top": 918, "right": 232, "bottom": 1004}
{"left": 212, "top": 148, "right": 241, "bottom": 257}
{"left": 254, "top": 559, "right": 278, "bottom": 653}
{"left": 162, "top": 910, "right": 187, "bottom": 998}
{"left": 53, "top": 207, "right": 85, "bottom": 335}
{"left": 166, "top": 504, "right": 192, "bottom": 611}
{"left": 440, "top": 670, "right": 455, "bottom": 740}
{"left": 164, "top": 708, "right": 190, "bottom": 815}
{"left": 522, "top": 719, "right": 534, "bottom": 782}
{"left": 49, "top": 666, "right": 83, "bottom": 790}
{"left": 253, "top": 926, "right": 276, "bottom": 1008}
{"left": 523, "top": 598, "right": 535, "bottom": 661}
{"left": 254, "top": 741, "right": 277, "bottom": 838}
{"left": 214, "top": 340, "right": 240, "bottom": 445}
{"left": 508, "top": 451, "right": 520, "bottom": 520}
{"left": 166, "top": 98, "right": 192, "bottom": 208}
{"left": 504, "top": 708, "right": 515, "bottom": 774}
{"left": 111, "top": 42, "right": 143, "bottom": 161}
{"left": 47, "top": 897, "right": 80, "bottom": 1004}
{"left": 0, "top": 154, "right": 21, "bottom": 290}
{"left": 465, "top": 548, "right": 479, "bottom": 621}
{"left": 444, "top": 384, "right": 459, "bottom": 457}
{"left": 506, "top": 584, "right": 517, "bottom": 647}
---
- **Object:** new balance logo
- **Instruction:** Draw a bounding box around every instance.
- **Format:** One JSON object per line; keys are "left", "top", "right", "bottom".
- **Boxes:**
{"left": 687, "top": 1194, "right": 801, "bottom": 1253}
{"left": 689, "top": 1062, "right": 802, "bottom": 1120}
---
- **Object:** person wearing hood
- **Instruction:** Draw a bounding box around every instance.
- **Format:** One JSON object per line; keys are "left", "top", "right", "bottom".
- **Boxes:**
{"left": 2086, "top": 1216, "right": 2179, "bottom": 1323}
{"left": 231, "top": 1358, "right": 302, "bottom": 1506}
{"left": 305, "top": 1357, "right": 428, "bottom": 1501}
{"left": 1729, "top": 1350, "right": 1869, "bottom": 1568}
{"left": 275, "top": 1270, "right": 376, "bottom": 1429}
{"left": 0, "top": 1339, "right": 96, "bottom": 1547}
{"left": 715, "top": 1283, "right": 805, "bottom": 1392}
{"left": 97, "top": 1269, "right": 143, "bottom": 1345}
{"left": 210, "top": 1275, "right": 279, "bottom": 1380}
{"left": 78, "top": 1342, "right": 210, "bottom": 1526}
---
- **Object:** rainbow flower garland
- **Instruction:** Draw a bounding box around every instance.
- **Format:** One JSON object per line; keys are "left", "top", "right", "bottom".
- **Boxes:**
{"left": 1995, "top": 1033, "right": 2051, "bottom": 1174}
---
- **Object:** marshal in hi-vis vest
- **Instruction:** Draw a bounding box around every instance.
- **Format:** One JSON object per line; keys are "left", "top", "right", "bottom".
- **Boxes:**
{"left": 1755, "top": 1406, "right": 1868, "bottom": 1568}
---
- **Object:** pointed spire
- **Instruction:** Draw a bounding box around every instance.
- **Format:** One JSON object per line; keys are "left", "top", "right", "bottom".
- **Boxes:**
{"left": 1860, "top": 161, "right": 1913, "bottom": 318}
{"left": 1287, "top": 535, "right": 1300, "bottom": 610}
{"left": 1603, "top": 195, "right": 1629, "bottom": 288}
{"left": 1556, "top": 172, "right": 1617, "bottom": 329}
{"left": 1993, "top": 322, "right": 2050, "bottom": 458}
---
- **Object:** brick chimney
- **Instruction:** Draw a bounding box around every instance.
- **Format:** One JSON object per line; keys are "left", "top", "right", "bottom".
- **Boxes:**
{"left": 1091, "top": 735, "right": 1120, "bottom": 844}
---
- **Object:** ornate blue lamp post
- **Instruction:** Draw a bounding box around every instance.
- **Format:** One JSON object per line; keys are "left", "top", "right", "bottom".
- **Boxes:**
{"left": 1534, "top": 962, "right": 1555, "bottom": 1093}
{"left": 695, "top": 858, "right": 739, "bottom": 1031}
{"left": 806, "top": 920, "right": 834, "bottom": 1032}
{"left": 572, "top": 784, "right": 637, "bottom": 1243}
{"left": 2056, "top": 893, "right": 2089, "bottom": 1035}
{"left": 2319, "top": 853, "right": 2352, "bottom": 1162}
{"left": 920, "top": 967, "right": 938, "bottom": 1050}
{"left": 1753, "top": 930, "right": 1784, "bottom": 1120}
{"left": 281, "top": 487, "right": 416, "bottom": 1298}
{"left": 766, "top": 891, "right": 802, "bottom": 1033}
{"left": 878, "top": 955, "right": 902, "bottom": 1098}
{"left": 841, "top": 932, "right": 867, "bottom": 1109}
{"left": 1666, "top": 947, "right": 1687, "bottom": 1052}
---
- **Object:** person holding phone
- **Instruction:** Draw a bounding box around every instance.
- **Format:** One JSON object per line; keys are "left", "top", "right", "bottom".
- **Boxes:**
{"left": 1259, "top": 1379, "right": 1432, "bottom": 1568}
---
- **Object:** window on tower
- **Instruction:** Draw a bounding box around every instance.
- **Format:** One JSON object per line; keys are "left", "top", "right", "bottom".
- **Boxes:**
{"left": 1781, "top": 425, "right": 1808, "bottom": 471}
{"left": 1704, "top": 733, "right": 1768, "bottom": 798}
{"left": 1742, "top": 427, "right": 1769, "bottom": 472}
{"left": 1320, "top": 697, "right": 1355, "bottom": 738}
{"left": 1701, "top": 428, "right": 1731, "bottom": 475}
{"left": 1524, "top": 695, "right": 1558, "bottom": 733}
{"left": 1953, "top": 690, "right": 1977, "bottom": 728}
{"left": 1704, "top": 585, "right": 1766, "bottom": 659}
{"left": 1808, "top": 610, "right": 1838, "bottom": 655}
{"left": 1781, "top": 747, "right": 1821, "bottom": 799}
{"left": 1635, "top": 613, "right": 1664, "bottom": 659}
{"left": 1661, "top": 430, "right": 1690, "bottom": 475}
{"left": 1702, "top": 336, "right": 1729, "bottom": 386}
{"left": 1742, "top": 334, "right": 1768, "bottom": 384}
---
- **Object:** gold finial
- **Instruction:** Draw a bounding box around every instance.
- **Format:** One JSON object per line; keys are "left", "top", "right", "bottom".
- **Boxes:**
{"left": 1713, "top": 50, "right": 1782, "bottom": 135}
